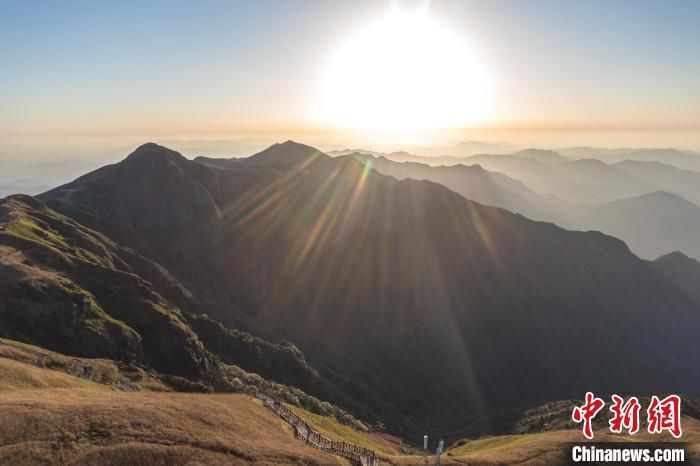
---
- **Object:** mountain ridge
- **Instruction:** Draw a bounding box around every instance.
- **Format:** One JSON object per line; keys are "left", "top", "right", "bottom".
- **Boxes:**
{"left": 344, "top": 151, "right": 562, "bottom": 222}
{"left": 0, "top": 193, "right": 358, "bottom": 410}
{"left": 30, "top": 141, "right": 700, "bottom": 439}
{"left": 0, "top": 143, "right": 700, "bottom": 435}
{"left": 573, "top": 190, "right": 700, "bottom": 259}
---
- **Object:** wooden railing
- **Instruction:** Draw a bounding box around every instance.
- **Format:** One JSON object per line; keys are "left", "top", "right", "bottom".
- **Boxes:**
{"left": 259, "top": 395, "right": 380, "bottom": 466}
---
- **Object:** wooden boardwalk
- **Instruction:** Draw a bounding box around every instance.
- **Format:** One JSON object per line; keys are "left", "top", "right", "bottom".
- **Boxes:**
{"left": 260, "top": 395, "right": 380, "bottom": 466}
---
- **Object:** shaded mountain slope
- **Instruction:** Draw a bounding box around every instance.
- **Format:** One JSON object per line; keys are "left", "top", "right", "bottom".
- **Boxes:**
{"left": 0, "top": 195, "right": 206, "bottom": 377}
{"left": 0, "top": 194, "right": 342, "bottom": 403}
{"left": 652, "top": 251, "right": 700, "bottom": 305}
{"left": 344, "top": 153, "right": 561, "bottom": 222}
{"left": 38, "top": 142, "right": 700, "bottom": 438}
{"left": 331, "top": 147, "right": 659, "bottom": 198}
{"left": 462, "top": 154, "right": 656, "bottom": 204}
{"left": 36, "top": 143, "right": 225, "bottom": 294}
{"left": 336, "top": 152, "right": 700, "bottom": 261}
{"left": 573, "top": 191, "right": 700, "bottom": 260}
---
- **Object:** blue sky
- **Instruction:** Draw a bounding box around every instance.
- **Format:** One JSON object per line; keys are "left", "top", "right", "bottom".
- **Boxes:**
{"left": 1, "top": 0, "right": 698, "bottom": 148}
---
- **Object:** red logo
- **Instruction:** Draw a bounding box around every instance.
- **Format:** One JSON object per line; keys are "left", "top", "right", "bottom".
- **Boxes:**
{"left": 609, "top": 394, "right": 641, "bottom": 435}
{"left": 647, "top": 394, "right": 682, "bottom": 438}
{"left": 572, "top": 392, "right": 605, "bottom": 439}
{"left": 572, "top": 393, "right": 682, "bottom": 439}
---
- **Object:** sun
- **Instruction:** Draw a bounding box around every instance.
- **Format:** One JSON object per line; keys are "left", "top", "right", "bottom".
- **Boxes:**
{"left": 312, "top": 4, "right": 492, "bottom": 140}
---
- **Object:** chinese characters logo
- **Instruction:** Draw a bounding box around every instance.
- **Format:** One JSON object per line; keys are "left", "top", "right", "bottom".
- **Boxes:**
{"left": 572, "top": 392, "right": 681, "bottom": 439}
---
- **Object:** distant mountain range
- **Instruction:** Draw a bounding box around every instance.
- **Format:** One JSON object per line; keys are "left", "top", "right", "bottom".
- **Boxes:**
{"left": 1, "top": 141, "right": 697, "bottom": 439}
{"left": 328, "top": 148, "right": 471, "bottom": 167}
{"left": 344, "top": 152, "right": 562, "bottom": 222}
{"left": 453, "top": 154, "right": 659, "bottom": 204}
{"left": 614, "top": 160, "right": 700, "bottom": 206}
{"left": 333, "top": 147, "right": 700, "bottom": 260}
{"left": 572, "top": 191, "right": 700, "bottom": 260}
{"left": 559, "top": 147, "right": 700, "bottom": 172}
{"left": 332, "top": 146, "right": 700, "bottom": 171}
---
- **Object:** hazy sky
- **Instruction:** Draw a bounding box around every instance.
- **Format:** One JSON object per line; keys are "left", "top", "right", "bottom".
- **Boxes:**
{"left": 1, "top": 0, "right": 699, "bottom": 150}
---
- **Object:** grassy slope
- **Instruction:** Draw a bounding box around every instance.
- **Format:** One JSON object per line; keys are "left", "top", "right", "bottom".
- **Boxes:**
{"left": 0, "top": 196, "right": 208, "bottom": 377}
{"left": 0, "top": 337, "right": 169, "bottom": 391}
{"left": 2, "top": 352, "right": 698, "bottom": 465}
{"left": 0, "top": 196, "right": 359, "bottom": 412}
{"left": 0, "top": 357, "right": 344, "bottom": 465}
{"left": 0, "top": 332, "right": 368, "bottom": 436}
{"left": 290, "top": 403, "right": 403, "bottom": 456}
{"left": 421, "top": 422, "right": 700, "bottom": 465}
{"left": 0, "top": 358, "right": 107, "bottom": 391}
{"left": 376, "top": 425, "right": 700, "bottom": 465}
{"left": 294, "top": 396, "right": 700, "bottom": 465}
{"left": 294, "top": 399, "right": 700, "bottom": 465}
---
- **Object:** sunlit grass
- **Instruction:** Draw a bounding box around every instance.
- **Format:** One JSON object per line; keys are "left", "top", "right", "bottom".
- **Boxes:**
{"left": 0, "top": 358, "right": 110, "bottom": 392}
{"left": 0, "top": 389, "right": 344, "bottom": 465}
{"left": 446, "top": 433, "right": 543, "bottom": 456}
{"left": 289, "top": 404, "right": 402, "bottom": 456}
{"left": 0, "top": 338, "right": 169, "bottom": 392}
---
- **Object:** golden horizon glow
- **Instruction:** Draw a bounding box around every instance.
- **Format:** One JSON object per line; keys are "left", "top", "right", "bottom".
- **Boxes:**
{"left": 311, "top": 4, "right": 492, "bottom": 142}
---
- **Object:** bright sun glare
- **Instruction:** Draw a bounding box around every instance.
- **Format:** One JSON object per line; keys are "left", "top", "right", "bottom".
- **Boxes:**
{"left": 314, "top": 2, "right": 492, "bottom": 139}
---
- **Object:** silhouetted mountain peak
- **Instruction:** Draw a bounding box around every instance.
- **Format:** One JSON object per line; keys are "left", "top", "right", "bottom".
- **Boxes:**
{"left": 570, "top": 158, "right": 608, "bottom": 168}
{"left": 387, "top": 151, "right": 413, "bottom": 158}
{"left": 347, "top": 151, "right": 374, "bottom": 161}
{"left": 124, "top": 143, "right": 188, "bottom": 167}
{"left": 2, "top": 193, "right": 45, "bottom": 209}
{"left": 627, "top": 190, "right": 691, "bottom": 205}
{"left": 652, "top": 250, "right": 700, "bottom": 304}
{"left": 246, "top": 140, "right": 330, "bottom": 167}
{"left": 654, "top": 250, "right": 695, "bottom": 263}
{"left": 588, "top": 190, "right": 699, "bottom": 215}
{"left": 511, "top": 148, "right": 566, "bottom": 163}
{"left": 465, "top": 163, "right": 487, "bottom": 172}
